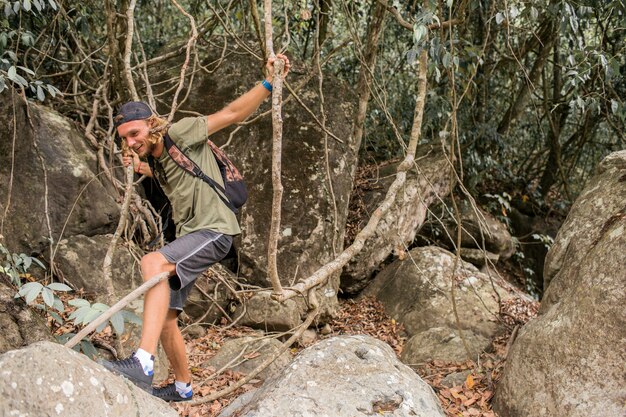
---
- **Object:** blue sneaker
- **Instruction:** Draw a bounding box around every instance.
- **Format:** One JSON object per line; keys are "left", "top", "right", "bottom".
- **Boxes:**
{"left": 152, "top": 382, "right": 193, "bottom": 402}
{"left": 100, "top": 355, "right": 153, "bottom": 392}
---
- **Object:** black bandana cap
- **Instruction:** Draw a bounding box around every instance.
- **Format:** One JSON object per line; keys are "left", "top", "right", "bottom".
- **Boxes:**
{"left": 114, "top": 101, "right": 154, "bottom": 128}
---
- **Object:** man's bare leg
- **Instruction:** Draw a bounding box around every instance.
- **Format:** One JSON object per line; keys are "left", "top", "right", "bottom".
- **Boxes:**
{"left": 160, "top": 309, "right": 191, "bottom": 383}
{"left": 139, "top": 251, "right": 176, "bottom": 355}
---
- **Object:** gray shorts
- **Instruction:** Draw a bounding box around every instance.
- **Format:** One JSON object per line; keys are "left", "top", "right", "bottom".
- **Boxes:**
{"left": 158, "top": 229, "right": 232, "bottom": 311}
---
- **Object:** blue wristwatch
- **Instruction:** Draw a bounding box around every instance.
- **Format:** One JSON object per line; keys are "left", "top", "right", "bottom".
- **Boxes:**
{"left": 261, "top": 79, "right": 273, "bottom": 93}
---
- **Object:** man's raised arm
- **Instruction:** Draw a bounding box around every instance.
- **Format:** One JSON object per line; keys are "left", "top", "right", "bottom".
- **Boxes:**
{"left": 206, "top": 54, "right": 290, "bottom": 137}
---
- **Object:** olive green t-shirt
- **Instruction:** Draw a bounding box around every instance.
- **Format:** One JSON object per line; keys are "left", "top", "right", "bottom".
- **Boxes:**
{"left": 155, "top": 116, "right": 241, "bottom": 237}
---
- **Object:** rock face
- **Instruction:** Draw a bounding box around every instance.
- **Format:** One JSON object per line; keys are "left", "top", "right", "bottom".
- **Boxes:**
{"left": 164, "top": 45, "right": 358, "bottom": 320}
{"left": 218, "top": 335, "right": 445, "bottom": 417}
{"left": 363, "top": 246, "right": 509, "bottom": 363}
{"left": 364, "top": 246, "right": 506, "bottom": 339}
{"left": 493, "top": 151, "right": 626, "bottom": 417}
{"left": 0, "top": 97, "right": 119, "bottom": 256}
{"left": 0, "top": 279, "right": 54, "bottom": 354}
{"left": 51, "top": 234, "right": 140, "bottom": 300}
{"left": 0, "top": 341, "right": 178, "bottom": 417}
{"left": 341, "top": 147, "right": 455, "bottom": 294}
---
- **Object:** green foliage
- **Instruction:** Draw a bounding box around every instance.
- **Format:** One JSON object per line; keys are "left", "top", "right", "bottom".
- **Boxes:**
{"left": 0, "top": 242, "right": 45, "bottom": 286}
{"left": 0, "top": 0, "right": 61, "bottom": 100}
{"left": 68, "top": 298, "right": 142, "bottom": 336}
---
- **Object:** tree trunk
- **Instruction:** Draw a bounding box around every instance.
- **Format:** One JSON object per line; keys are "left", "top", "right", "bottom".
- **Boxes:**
{"left": 351, "top": 0, "right": 387, "bottom": 157}
{"left": 497, "top": 20, "right": 556, "bottom": 135}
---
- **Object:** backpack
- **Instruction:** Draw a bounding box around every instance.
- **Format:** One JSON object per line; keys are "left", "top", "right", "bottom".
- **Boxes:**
{"left": 159, "top": 133, "right": 248, "bottom": 213}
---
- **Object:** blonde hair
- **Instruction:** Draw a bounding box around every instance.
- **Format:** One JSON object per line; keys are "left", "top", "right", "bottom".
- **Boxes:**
{"left": 146, "top": 115, "right": 170, "bottom": 146}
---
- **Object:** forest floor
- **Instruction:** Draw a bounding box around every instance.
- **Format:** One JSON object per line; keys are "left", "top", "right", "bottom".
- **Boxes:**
{"left": 166, "top": 295, "right": 538, "bottom": 417}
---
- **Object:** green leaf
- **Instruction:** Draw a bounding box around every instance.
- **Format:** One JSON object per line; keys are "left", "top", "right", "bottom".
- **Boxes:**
{"left": 36, "top": 85, "right": 45, "bottom": 101}
{"left": 47, "top": 282, "right": 72, "bottom": 292}
{"left": 42, "top": 287, "right": 54, "bottom": 307}
{"left": 446, "top": 0, "right": 452, "bottom": 8}
{"left": 83, "top": 308, "right": 102, "bottom": 324}
{"left": 92, "top": 302, "right": 109, "bottom": 312}
{"left": 110, "top": 312, "right": 124, "bottom": 335}
{"left": 95, "top": 320, "right": 107, "bottom": 332}
{"left": 46, "top": 84, "right": 57, "bottom": 97}
{"left": 121, "top": 310, "right": 142, "bottom": 325}
{"left": 68, "top": 298, "right": 90, "bottom": 307}
{"left": 48, "top": 0, "right": 56, "bottom": 10}
{"left": 7, "top": 65, "right": 16, "bottom": 80}
{"left": 23, "top": 0, "right": 31, "bottom": 12}
{"left": 53, "top": 296, "right": 64, "bottom": 312}
{"left": 24, "top": 283, "right": 43, "bottom": 304}
{"left": 12, "top": 2, "right": 19, "bottom": 14}
{"left": 22, "top": 255, "right": 32, "bottom": 270}
{"left": 19, "top": 281, "right": 42, "bottom": 296}
{"left": 49, "top": 311, "right": 64, "bottom": 324}
{"left": 69, "top": 305, "right": 91, "bottom": 323}
{"left": 80, "top": 340, "right": 98, "bottom": 359}
{"left": 17, "top": 65, "right": 35, "bottom": 76}
{"left": 496, "top": 12, "right": 504, "bottom": 25}
{"left": 611, "top": 100, "right": 619, "bottom": 114}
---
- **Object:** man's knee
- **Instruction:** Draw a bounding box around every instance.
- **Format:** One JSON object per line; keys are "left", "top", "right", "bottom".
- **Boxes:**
{"left": 141, "top": 252, "right": 175, "bottom": 280}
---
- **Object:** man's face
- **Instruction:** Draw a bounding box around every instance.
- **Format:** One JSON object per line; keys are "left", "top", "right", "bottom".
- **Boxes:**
{"left": 117, "top": 119, "right": 153, "bottom": 157}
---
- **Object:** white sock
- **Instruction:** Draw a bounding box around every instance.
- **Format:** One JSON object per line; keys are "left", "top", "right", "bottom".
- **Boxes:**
{"left": 133, "top": 348, "right": 154, "bottom": 376}
{"left": 175, "top": 380, "right": 192, "bottom": 398}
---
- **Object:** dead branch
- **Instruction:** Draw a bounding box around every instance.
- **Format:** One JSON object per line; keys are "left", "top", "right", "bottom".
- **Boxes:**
{"left": 167, "top": 0, "right": 198, "bottom": 121}
{"left": 264, "top": 0, "right": 285, "bottom": 297}
{"left": 122, "top": 0, "right": 140, "bottom": 101}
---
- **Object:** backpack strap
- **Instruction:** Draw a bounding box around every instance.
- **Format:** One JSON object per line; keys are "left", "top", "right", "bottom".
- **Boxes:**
{"left": 162, "top": 133, "right": 238, "bottom": 213}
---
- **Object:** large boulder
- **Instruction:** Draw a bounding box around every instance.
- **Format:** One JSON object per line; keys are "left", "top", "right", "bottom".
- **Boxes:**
{"left": 0, "top": 96, "right": 119, "bottom": 256}
{"left": 0, "top": 341, "right": 178, "bottom": 417}
{"left": 0, "top": 278, "right": 54, "bottom": 353}
{"left": 155, "top": 43, "right": 358, "bottom": 320}
{"left": 341, "top": 146, "right": 455, "bottom": 294}
{"left": 363, "top": 246, "right": 508, "bottom": 340}
{"left": 493, "top": 151, "right": 626, "bottom": 417}
{"left": 51, "top": 234, "right": 140, "bottom": 300}
{"left": 218, "top": 335, "right": 445, "bottom": 417}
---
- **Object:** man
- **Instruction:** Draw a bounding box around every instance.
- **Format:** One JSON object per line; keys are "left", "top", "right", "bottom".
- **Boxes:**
{"left": 102, "top": 54, "right": 290, "bottom": 402}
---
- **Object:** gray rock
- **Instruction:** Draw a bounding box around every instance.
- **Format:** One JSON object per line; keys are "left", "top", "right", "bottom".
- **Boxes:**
{"left": 460, "top": 248, "right": 500, "bottom": 267}
{"left": 493, "top": 151, "right": 626, "bottom": 417}
{"left": 456, "top": 200, "right": 514, "bottom": 259}
{"left": 363, "top": 246, "right": 508, "bottom": 339}
{"left": 543, "top": 149, "right": 626, "bottom": 297}
{"left": 401, "top": 327, "right": 491, "bottom": 365}
{"left": 0, "top": 341, "right": 178, "bottom": 417}
{"left": 0, "top": 98, "right": 119, "bottom": 256}
{"left": 341, "top": 147, "right": 456, "bottom": 294}
{"left": 218, "top": 335, "right": 445, "bottom": 417}
{"left": 234, "top": 291, "right": 302, "bottom": 332}
{"left": 441, "top": 370, "right": 472, "bottom": 388}
{"left": 50, "top": 234, "right": 140, "bottom": 300}
{"left": 204, "top": 336, "right": 292, "bottom": 381}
